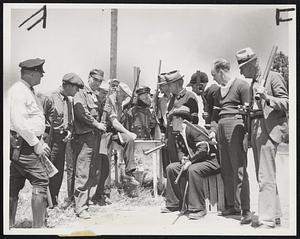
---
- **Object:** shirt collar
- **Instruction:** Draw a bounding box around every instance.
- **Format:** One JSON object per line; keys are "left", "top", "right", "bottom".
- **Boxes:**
{"left": 176, "top": 88, "right": 187, "bottom": 99}
{"left": 20, "top": 79, "right": 32, "bottom": 89}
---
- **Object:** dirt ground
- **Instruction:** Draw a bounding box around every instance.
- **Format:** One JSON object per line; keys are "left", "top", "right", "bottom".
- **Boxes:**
{"left": 7, "top": 143, "right": 295, "bottom": 236}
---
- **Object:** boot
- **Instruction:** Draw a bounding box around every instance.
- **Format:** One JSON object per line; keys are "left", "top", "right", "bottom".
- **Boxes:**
{"left": 9, "top": 197, "right": 18, "bottom": 228}
{"left": 31, "top": 187, "right": 47, "bottom": 228}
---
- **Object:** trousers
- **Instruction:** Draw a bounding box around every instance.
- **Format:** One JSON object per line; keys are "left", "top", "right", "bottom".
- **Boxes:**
{"left": 251, "top": 118, "right": 282, "bottom": 226}
{"left": 49, "top": 132, "right": 66, "bottom": 205}
{"left": 217, "top": 117, "right": 250, "bottom": 211}
{"left": 73, "top": 131, "right": 101, "bottom": 214}
{"left": 165, "top": 158, "right": 220, "bottom": 211}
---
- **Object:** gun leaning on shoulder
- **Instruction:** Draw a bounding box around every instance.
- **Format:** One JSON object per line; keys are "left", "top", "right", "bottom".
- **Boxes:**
{"left": 152, "top": 59, "right": 162, "bottom": 123}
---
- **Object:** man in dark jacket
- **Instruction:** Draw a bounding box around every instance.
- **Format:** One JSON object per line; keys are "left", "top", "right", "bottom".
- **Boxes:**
{"left": 160, "top": 106, "right": 219, "bottom": 219}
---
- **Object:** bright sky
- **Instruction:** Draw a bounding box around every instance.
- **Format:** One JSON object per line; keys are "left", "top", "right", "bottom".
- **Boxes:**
{"left": 4, "top": 4, "right": 292, "bottom": 94}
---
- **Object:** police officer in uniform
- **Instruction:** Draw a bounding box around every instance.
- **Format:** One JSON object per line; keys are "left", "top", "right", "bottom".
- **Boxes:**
{"left": 9, "top": 58, "right": 51, "bottom": 228}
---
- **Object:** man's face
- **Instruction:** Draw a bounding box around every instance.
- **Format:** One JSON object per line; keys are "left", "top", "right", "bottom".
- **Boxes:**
{"left": 110, "top": 81, "right": 119, "bottom": 92}
{"left": 97, "top": 89, "right": 108, "bottom": 103}
{"left": 168, "top": 82, "right": 178, "bottom": 94}
{"left": 88, "top": 76, "right": 103, "bottom": 92}
{"left": 171, "top": 115, "right": 183, "bottom": 131}
{"left": 211, "top": 68, "right": 226, "bottom": 85}
{"left": 159, "top": 84, "right": 169, "bottom": 94}
{"left": 30, "top": 70, "right": 44, "bottom": 86}
{"left": 239, "top": 63, "right": 255, "bottom": 79}
{"left": 191, "top": 82, "right": 207, "bottom": 95}
{"left": 64, "top": 84, "right": 79, "bottom": 96}
{"left": 138, "top": 92, "right": 151, "bottom": 106}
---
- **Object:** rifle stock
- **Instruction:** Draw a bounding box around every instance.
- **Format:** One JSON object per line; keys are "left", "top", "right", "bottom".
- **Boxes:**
{"left": 255, "top": 46, "right": 278, "bottom": 100}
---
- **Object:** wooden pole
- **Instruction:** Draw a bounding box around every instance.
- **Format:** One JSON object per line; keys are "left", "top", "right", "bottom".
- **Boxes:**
{"left": 110, "top": 9, "right": 118, "bottom": 79}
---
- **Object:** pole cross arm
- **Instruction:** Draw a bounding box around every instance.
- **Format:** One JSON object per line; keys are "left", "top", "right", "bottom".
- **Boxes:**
{"left": 18, "top": 5, "right": 47, "bottom": 31}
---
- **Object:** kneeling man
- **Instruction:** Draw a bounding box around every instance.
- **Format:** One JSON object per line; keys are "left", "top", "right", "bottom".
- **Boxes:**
{"left": 161, "top": 106, "right": 220, "bottom": 219}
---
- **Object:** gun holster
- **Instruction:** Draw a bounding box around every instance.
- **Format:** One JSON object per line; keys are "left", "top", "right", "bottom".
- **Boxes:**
{"left": 10, "top": 131, "right": 23, "bottom": 161}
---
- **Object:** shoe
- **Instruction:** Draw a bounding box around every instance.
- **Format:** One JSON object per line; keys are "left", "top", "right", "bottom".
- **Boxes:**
{"left": 188, "top": 210, "right": 207, "bottom": 220}
{"left": 218, "top": 207, "right": 241, "bottom": 216}
{"left": 275, "top": 218, "right": 281, "bottom": 225}
{"left": 124, "top": 173, "right": 140, "bottom": 186}
{"left": 160, "top": 207, "right": 179, "bottom": 213}
{"left": 251, "top": 221, "right": 275, "bottom": 229}
{"left": 92, "top": 195, "right": 112, "bottom": 206}
{"left": 61, "top": 198, "right": 74, "bottom": 209}
{"left": 77, "top": 210, "right": 91, "bottom": 219}
{"left": 240, "top": 210, "right": 252, "bottom": 224}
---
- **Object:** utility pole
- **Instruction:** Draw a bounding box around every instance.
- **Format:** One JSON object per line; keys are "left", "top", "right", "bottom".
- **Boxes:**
{"left": 110, "top": 9, "right": 118, "bottom": 79}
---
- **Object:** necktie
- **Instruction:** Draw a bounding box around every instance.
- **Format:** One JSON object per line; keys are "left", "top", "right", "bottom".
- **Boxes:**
{"left": 175, "top": 132, "right": 189, "bottom": 157}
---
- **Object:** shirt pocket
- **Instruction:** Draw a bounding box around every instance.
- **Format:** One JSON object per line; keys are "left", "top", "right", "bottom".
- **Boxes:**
{"left": 25, "top": 98, "right": 41, "bottom": 116}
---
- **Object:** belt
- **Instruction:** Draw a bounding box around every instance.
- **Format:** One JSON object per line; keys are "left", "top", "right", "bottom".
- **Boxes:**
{"left": 219, "top": 114, "right": 243, "bottom": 119}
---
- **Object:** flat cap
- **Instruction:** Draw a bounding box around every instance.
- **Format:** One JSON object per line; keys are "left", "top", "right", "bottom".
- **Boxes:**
{"left": 136, "top": 86, "right": 151, "bottom": 96}
{"left": 236, "top": 47, "right": 257, "bottom": 67}
{"left": 110, "top": 78, "right": 120, "bottom": 84}
{"left": 62, "top": 73, "right": 84, "bottom": 89}
{"left": 187, "top": 70, "right": 208, "bottom": 87}
{"left": 165, "top": 70, "right": 184, "bottom": 84}
{"left": 19, "top": 58, "right": 45, "bottom": 73}
{"left": 89, "top": 69, "right": 104, "bottom": 81}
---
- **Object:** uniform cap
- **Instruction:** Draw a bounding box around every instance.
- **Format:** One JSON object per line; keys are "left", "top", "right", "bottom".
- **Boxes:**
{"left": 187, "top": 70, "right": 208, "bottom": 87}
{"left": 165, "top": 70, "right": 184, "bottom": 84}
{"left": 89, "top": 69, "right": 104, "bottom": 81}
{"left": 19, "top": 58, "right": 45, "bottom": 73}
{"left": 136, "top": 86, "right": 151, "bottom": 95}
{"left": 236, "top": 47, "right": 257, "bottom": 67}
{"left": 62, "top": 73, "right": 84, "bottom": 89}
{"left": 168, "top": 105, "right": 191, "bottom": 121}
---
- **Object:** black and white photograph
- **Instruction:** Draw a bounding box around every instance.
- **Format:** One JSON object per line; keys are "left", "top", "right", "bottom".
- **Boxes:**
{"left": 3, "top": 3, "right": 296, "bottom": 236}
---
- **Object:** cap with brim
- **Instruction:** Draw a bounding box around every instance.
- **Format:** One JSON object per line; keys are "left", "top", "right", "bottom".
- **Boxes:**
{"left": 168, "top": 105, "right": 192, "bottom": 121}
{"left": 19, "top": 58, "right": 45, "bottom": 73}
{"left": 136, "top": 86, "right": 151, "bottom": 95}
{"left": 165, "top": 70, "right": 184, "bottom": 84}
{"left": 187, "top": 71, "right": 208, "bottom": 87}
{"left": 89, "top": 69, "right": 104, "bottom": 81}
{"left": 62, "top": 73, "right": 84, "bottom": 89}
{"left": 157, "top": 73, "right": 168, "bottom": 86}
{"left": 236, "top": 47, "right": 257, "bottom": 68}
{"left": 110, "top": 78, "right": 120, "bottom": 84}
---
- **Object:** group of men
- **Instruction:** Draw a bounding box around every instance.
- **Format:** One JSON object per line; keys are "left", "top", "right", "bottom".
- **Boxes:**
{"left": 9, "top": 46, "right": 288, "bottom": 229}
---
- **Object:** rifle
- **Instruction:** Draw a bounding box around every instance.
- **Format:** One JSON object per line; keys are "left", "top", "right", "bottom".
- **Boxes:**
{"left": 153, "top": 60, "right": 162, "bottom": 120}
{"left": 123, "top": 67, "right": 141, "bottom": 111}
{"left": 255, "top": 46, "right": 278, "bottom": 100}
{"left": 143, "top": 143, "right": 166, "bottom": 155}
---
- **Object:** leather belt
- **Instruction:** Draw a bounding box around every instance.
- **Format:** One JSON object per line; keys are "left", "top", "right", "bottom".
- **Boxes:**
{"left": 219, "top": 114, "right": 242, "bottom": 119}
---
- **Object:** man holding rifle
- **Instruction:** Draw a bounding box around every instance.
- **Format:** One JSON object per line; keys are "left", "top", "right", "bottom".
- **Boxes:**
{"left": 236, "top": 47, "right": 288, "bottom": 228}
{"left": 9, "top": 58, "right": 51, "bottom": 228}
{"left": 160, "top": 106, "right": 219, "bottom": 219}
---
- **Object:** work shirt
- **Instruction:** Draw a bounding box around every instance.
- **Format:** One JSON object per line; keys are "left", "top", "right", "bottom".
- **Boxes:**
{"left": 49, "top": 87, "right": 74, "bottom": 133}
{"left": 73, "top": 85, "right": 100, "bottom": 135}
{"left": 157, "top": 93, "right": 171, "bottom": 129}
{"left": 9, "top": 80, "right": 45, "bottom": 146}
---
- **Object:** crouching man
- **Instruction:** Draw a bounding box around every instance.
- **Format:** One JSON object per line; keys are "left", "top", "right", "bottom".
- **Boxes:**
{"left": 161, "top": 106, "right": 220, "bottom": 219}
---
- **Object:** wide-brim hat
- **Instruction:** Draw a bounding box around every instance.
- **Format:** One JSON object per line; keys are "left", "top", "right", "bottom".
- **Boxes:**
{"left": 99, "top": 81, "right": 110, "bottom": 92}
{"left": 119, "top": 82, "right": 132, "bottom": 97}
{"left": 136, "top": 86, "right": 151, "bottom": 95}
{"left": 236, "top": 47, "right": 257, "bottom": 68}
{"left": 168, "top": 105, "right": 192, "bottom": 121}
{"left": 157, "top": 73, "right": 168, "bottom": 86}
{"left": 165, "top": 70, "right": 184, "bottom": 84}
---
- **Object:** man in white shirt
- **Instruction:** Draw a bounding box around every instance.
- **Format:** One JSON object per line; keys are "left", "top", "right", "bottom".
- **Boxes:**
{"left": 9, "top": 58, "right": 51, "bottom": 228}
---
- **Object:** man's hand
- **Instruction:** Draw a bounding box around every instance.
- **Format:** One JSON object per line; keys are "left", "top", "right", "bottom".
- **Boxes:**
{"left": 182, "top": 160, "right": 192, "bottom": 171}
{"left": 62, "top": 130, "right": 72, "bottom": 143}
{"left": 243, "top": 133, "right": 248, "bottom": 152}
{"left": 255, "top": 86, "right": 269, "bottom": 101}
{"left": 127, "top": 132, "right": 137, "bottom": 141}
{"left": 34, "top": 141, "right": 51, "bottom": 157}
{"left": 97, "top": 122, "right": 107, "bottom": 132}
{"left": 209, "top": 131, "right": 217, "bottom": 145}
